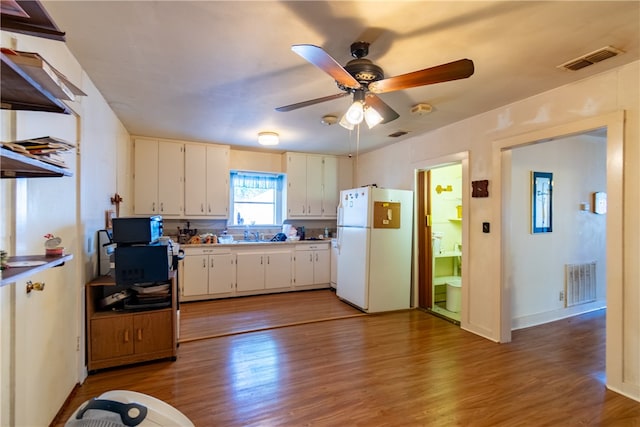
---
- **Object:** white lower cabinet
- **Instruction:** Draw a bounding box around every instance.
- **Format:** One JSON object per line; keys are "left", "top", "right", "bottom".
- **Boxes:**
{"left": 181, "top": 243, "right": 332, "bottom": 301}
{"left": 236, "top": 248, "right": 293, "bottom": 293}
{"left": 182, "top": 247, "right": 235, "bottom": 301}
{"left": 294, "top": 243, "right": 330, "bottom": 288}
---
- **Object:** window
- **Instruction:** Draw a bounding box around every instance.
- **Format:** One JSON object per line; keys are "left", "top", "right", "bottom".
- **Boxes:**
{"left": 230, "top": 170, "right": 284, "bottom": 226}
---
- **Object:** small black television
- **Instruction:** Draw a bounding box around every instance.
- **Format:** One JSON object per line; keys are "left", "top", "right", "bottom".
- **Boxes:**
{"left": 114, "top": 245, "right": 168, "bottom": 285}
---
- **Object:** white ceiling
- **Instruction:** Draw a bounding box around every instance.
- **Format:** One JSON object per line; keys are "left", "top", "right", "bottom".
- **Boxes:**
{"left": 42, "top": 1, "right": 639, "bottom": 156}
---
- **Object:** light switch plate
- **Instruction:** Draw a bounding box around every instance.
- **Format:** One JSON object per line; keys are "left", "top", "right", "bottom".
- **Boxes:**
{"left": 482, "top": 222, "right": 490, "bottom": 233}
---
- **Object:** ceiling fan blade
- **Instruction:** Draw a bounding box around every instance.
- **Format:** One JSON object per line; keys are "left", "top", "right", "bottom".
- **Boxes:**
{"left": 291, "top": 44, "right": 361, "bottom": 90}
{"left": 365, "top": 94, "right": 400, "bottom": 124}
{"left": 275, "top": 92, "right": 349, "bottom": 112}
{"left": 368, "top": 59, "right": 474, "bottom": 94}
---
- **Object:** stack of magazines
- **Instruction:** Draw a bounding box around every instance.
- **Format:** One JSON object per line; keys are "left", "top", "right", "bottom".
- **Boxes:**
{"left": 125, "top": 283, "right": 171, "bottom": 309}
{"left": 1, "top": 48, "right": 86, "bottom": 102}
{"left": 1, "top": 136, "right": 75, "bottom": 168}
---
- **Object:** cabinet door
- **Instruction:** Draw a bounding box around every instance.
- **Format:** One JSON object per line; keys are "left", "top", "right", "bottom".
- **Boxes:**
{"left": 209, "top": 253, "right": 235, "bottom": 294}
{"left": 264, "top": 250, "right": 292, "bottom": 289}
{"left": 306, "top": 155, "right": 323, "bottom": 216}
{"left": 286, "top": 153, "right": 308, "bottom": 216}
{"left": 322, "top": 156, "right": 338, "bottom": 218}
{"left": 206, "top": 145, "right": 229, "bottom": 217}
{"left": 294, "top": 250, "right": 315, "bottom": 287}
{"left": 184, "top": 144, "right": 207, "bottom": 215}
{"left": 133, "top": 310, "right": 173, "bottom": 355}
{"left": 313, "top": 249, "right": 331, "bottom": 285}
{"left": 90, "top": 316, "right": 134, "bottom": 361}
{"left": 183, "top": 254, "right": 209, "bottom": 296}
{"left": 133, "top": 138, "right": 159, "bottom": 214}
{"left": 236, "top": 252, "right": 265, "bottom": 291}
{"left": 157, "top": 141, "right": 184, "bottom": 215}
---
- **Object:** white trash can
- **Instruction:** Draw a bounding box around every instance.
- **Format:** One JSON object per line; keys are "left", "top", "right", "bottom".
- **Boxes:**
{"left": 65, "top": 390, "right": 194, "bottom": 427}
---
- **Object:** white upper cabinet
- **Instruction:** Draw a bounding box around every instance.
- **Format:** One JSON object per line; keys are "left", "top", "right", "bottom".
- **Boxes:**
{"left": 322, "top": 155, "right": 338, "bottom": 218}
{"left": 284, "top": 152, "right": 338, "bottom": 219}
{"left": 133, "top": 138, "right": 184, "bottom": 216}
{"left": 184, "top": 143, "right": 229, "bottom": 218}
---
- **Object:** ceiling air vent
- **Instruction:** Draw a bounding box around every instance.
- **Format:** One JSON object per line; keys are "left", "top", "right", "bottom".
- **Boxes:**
{"left": 558, "top": 46, "right": 624, "bottom": 71}
{"left": 388, "top": 131, "right": 408, "bottom": 138}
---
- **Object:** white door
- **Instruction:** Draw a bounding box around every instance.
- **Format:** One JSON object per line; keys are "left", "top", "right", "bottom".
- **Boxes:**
{"left": 340, "top": 187, "right": 370, "bottom": 227}
{"left": 182, "top": 254, "right": 208, "bottom": 296}
{"left": 306, "top": 155, "right": 323, "bottom": 216}
{"left": 336, "top": 226, "right": 369, "bottom": 310}
{"left": 157, "top": 141, "right": 184, "bottom": 215}
{"left": 206, "top": 145, "right": 229, "bottom": 217}
{"left": 264, "top": 250, "right": 292, "bottom": 289}
{"left": 322, "top": 156, "right": 338, "bottom": 218}
{"left": 294, "top": 250, "right": 314, "bottom": 286}
{"left": 209, "top": 253, "right": 235, "bottom": 294}
{"left": 184, "top": 144, "right": 207, "bottom": 215}
{"left": 236, "top": 252, "right": 265, "bottom": 291}
{"left": 133, "top": 138, "right": 158, "bottom": 214}
{"left": 286, "top": 153, "right": 308, "bottom": 216}
{"left": 313, "top": 249, "right": 331, "bottom": 285}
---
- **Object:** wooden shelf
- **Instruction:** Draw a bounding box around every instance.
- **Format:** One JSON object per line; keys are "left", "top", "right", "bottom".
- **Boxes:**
{"left": 1, "top": 148, "right": 72, "bottom": 178}
{"left": 1, "top": 254, "right": 73, "bottom": 287}
{"left": 0, "top": 0, "right": 66, "bottom": 41}
{"left": 1, "top": 52, "right": 72, "bottom": 114}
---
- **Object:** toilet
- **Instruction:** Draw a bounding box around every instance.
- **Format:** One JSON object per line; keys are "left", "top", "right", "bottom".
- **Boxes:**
{"left": 445, "top": 277, "right": 462, "bottom": 312}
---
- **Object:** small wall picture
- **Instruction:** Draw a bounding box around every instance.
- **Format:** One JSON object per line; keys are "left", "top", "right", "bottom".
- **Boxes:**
{"left": 531, "top": 171, "right": 553, "bottom": 233}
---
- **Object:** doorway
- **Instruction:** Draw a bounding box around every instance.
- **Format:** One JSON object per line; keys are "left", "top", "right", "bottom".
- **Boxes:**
{"left": 416, "top": 162, "right": 464, "bottom": 324}
{"left": 492, "top": 112, "right": 624, "bottom": 359}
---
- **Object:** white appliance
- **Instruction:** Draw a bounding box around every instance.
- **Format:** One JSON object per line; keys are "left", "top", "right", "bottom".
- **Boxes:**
{"left": 336, "top": 186, "right": 413, "bottom": 312}
{"left": 330, "top": 238, "right": 338, "bottom": 289}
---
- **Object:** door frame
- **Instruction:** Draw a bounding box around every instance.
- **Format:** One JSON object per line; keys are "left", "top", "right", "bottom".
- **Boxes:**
{"left": 412, "top": 152, "right": 470, "bottom": 326}
{"left": 491, "top": 112, "right": 624, "bottom": 345}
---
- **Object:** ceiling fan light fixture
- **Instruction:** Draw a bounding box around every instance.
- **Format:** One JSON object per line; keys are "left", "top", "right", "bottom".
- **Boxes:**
{"left": 258, "top": 131, "right": 279, "bottom": 146}
{"left": 344, "top": 100, "right": 365, "bottom": 125}
{"left": 364, "top": 106, "right": 383, "bottom": 129}
{"left": 339, "top": 114, "right": 355, "bottom": 130}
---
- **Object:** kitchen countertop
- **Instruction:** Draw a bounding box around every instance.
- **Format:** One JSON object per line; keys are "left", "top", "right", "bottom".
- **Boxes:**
{"left": 183, "top": 239, "right": 330, "bottom": 248}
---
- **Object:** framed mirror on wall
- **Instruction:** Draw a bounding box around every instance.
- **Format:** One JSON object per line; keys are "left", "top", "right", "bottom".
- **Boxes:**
{"left": 531, "top": 171, "right": 553, "bottom": 233}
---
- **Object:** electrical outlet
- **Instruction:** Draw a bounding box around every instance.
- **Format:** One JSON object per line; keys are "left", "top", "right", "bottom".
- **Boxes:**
{"left": 559, "top": 291, "right": 564, "bottom": 301}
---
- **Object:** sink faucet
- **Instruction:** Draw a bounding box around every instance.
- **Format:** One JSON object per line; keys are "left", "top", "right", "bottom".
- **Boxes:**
{"left": 252, "top": 232, "right": 260, "bottom": 241}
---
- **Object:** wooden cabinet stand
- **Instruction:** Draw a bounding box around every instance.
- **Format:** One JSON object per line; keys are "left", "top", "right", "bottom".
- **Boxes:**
{"left": 86, "top": 273, "right": 178, "bottom": 372}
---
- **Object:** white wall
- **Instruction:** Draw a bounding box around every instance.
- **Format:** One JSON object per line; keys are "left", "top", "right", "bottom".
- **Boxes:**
{"left": 354, "top": 61, "right": 640, "bottom": 401}
{"left": 509, "top": 135, "right": 606, "bottom": 328}
{"left": 0, "top": 30, "right": 130, "bottom": 425}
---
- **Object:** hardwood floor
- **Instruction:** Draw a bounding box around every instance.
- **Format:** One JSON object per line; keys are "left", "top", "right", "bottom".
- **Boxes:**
{"left": 179, "top": 289, "right": 365, "bottom": 342}
{"left": 54, "top": 292, "right": 639, "bottom": 426}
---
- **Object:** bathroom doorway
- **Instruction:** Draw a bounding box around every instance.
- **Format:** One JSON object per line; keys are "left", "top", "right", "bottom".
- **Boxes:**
{"left": 416, "top": 163, "right": 463, "bottom": 323}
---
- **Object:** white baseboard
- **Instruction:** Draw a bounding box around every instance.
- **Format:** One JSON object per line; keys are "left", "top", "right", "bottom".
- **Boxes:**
{"left": 511, "top": 301, "right": 606, "bottom": 330}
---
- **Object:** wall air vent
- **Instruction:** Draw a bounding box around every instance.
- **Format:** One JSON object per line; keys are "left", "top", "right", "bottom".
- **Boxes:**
{"left": 558, "top": 46, "right": 624, "bottom": 71}
{"left": 388, "top": 131, "right": 408, "bottom": 138}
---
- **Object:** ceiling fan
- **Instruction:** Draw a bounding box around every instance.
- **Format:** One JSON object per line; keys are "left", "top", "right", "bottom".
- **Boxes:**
{"left": 276, "top": 42, "right": 475, "bottom": 129}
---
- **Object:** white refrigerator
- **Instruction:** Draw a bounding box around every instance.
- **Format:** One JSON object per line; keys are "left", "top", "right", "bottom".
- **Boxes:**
{"left": 336, "top": 186, "right": 413, "bottom": 313}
